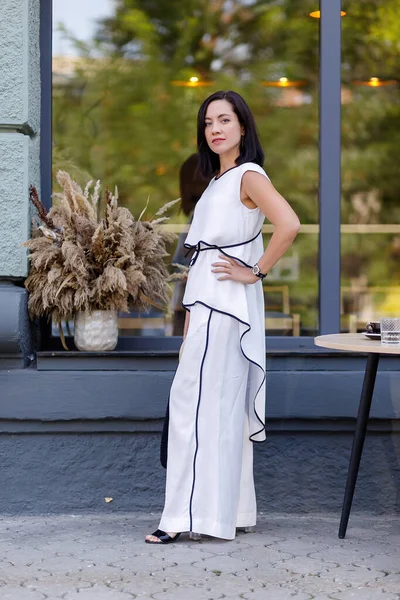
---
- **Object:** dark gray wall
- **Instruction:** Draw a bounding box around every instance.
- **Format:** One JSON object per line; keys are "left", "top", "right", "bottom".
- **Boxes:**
{"left": 1, "top": 355, "right": 400, "bottom": 515}
{"left": 0, "top": 429, "right": 399, "bottom": 516}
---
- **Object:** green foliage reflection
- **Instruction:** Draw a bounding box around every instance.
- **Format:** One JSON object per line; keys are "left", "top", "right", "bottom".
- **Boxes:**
{"left": 52, "top": 0, "right": 400, "bottom": 334}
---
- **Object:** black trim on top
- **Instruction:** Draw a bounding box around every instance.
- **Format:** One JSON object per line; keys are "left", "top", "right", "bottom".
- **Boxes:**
{"left": 184, "top": 230, "right": 262, "bottom": 269}
{"left": 183, "top": 300, "right": 266, "bottom": 443}
{"left": 214, "top": 165, "right": 241, "bottom": 180}
{"left": 188, "top": 309, "right": 213, "bottom": 532}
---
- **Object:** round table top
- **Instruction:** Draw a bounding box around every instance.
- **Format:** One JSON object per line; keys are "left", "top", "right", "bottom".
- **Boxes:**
{"left": 314, "top": 333, "right": 400, "bottom": 355}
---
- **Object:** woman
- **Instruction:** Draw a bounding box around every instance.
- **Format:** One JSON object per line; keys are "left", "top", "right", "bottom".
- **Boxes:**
{"left": 146, "top": 90, "right": 300, "bottom": 544}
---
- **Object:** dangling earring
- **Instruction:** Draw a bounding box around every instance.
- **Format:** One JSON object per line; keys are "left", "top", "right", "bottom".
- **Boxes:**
{"left": 240, "top": 135, "right": 244, "bottom": 150}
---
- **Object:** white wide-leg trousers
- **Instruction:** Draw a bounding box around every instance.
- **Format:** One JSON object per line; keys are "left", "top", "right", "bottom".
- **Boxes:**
{"left": 158, "top": 303, "right": 256, "bottom": 540}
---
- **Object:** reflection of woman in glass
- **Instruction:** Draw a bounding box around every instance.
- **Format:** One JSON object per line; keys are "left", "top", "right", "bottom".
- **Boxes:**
{"left": 146, "top": 91, "right": 300, "bottom": 544}
{"left": 171, "top": 154, "right": 210, "bottom": 336}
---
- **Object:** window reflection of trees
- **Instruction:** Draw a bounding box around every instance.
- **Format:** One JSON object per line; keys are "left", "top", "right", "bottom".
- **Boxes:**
{"left": 340, "top": 0, "right": 400, "bottom": 330}
{"left": 52, "top": 1, "right": 399, "bottom": 336}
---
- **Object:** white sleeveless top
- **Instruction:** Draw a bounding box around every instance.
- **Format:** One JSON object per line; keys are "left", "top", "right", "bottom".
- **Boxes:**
{"left": 182, "top": 162, "right": 269, "bottom": 442}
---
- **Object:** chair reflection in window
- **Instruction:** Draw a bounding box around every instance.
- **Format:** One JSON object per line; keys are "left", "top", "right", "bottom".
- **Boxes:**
{"left": 341, "top": 285, "right": 400, "bottom": 333}
{"left": 264, "top": 252, "right": 300, "bottom": 336}
{"left": 264, "top": 284, "right": 300, "bottom": 336}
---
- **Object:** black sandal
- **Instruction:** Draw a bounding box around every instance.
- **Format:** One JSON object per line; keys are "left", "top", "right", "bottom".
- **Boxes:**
{"left": 145, "top": 529, "right": 182, "bottom": 544}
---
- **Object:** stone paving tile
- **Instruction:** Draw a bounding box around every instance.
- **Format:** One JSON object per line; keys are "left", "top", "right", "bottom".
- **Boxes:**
{"left": 329, "top": 590, "right": 400, "bottom": 599}
{"left": 0, "top": 588, "right": 46, "bottom": 600}
{"left": 308, "top": 547, "right": 374, "bottom": 564}
{"left": 229, "top": 546, "right": 294, "bottom": 564}
{"left": 269, "top": 539, "right": 331, "bottom": 557}
{"left": 161, "top": 563, "right": 219, "bottom": 586}
{"left": 65, "top": 571, "right": 125, "bottom": 586}
{"left": 64, "top": 584, "right": 137, "bottom": 599}
{"left": 146, "top": 545, "right": 217, "bottom": 564}
{"left": 243, "top": 589, "right": 313, "bottom": 600}
{"left": 130, "top": 555, "right": 179, "bottom": 573}
{"left": 109, "top": 574, "right": 179, "bottom": 596}
{"left": 23, "top": 580, "right": 93, "bottom": 597}
{"left": 190, "top": 538, "right": 254, "bottom": 553}
{"left": 276, "top": 572, "right": 344, "bottom": 596}
{"left": 194, "top": 572, "right": 265, "bottom": 596}
{"left": 330, "top": 567, "right": 387, "bottom": 587}
{"left": 280, "top": 565, "right": 393, "bottom": 596}
{"left": 152, "top": 587, "right": 223, "bottom": 600}
{"left": 278, "top": 556, "right": 341, "bottom": 575}
{"left": 191, "top": 554, "right": 257, "bottom": 575}
{"left": 0, "top": 514, "right": 399, "bottom": 600}
{"left": 240, "top": 565, "right": 299, "bottom": 588}
{"left": 233, "top": 532, "right": 288, "bottom": 546}
{"left": 312, "top": 596, "right": 343, "bottom": 600}
{"left": 372, "top": 573, "right": 400, "bottom": 594}
{"left": 152, "top": 586, "right": 224, "bottom": 600}
{"left": 352, "top": 553, "right": 400, "bottom": 572}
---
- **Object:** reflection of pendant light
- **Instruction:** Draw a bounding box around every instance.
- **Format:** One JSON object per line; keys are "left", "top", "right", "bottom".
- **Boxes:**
{"left": 352, "top": 76, "right": 398, "bottom": 87}
{"left": 309, "top": 10, "right": 346, "bottom": 18}
{"left": 171, "top": 76, "right": 213, "bottom": 87}
{"left": 261, "top": 77, "right": 307, "bottom": 88}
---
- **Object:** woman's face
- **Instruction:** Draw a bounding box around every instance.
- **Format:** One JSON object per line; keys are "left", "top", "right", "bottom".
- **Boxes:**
{"left": 204, "top": 99, "right": 244, "bottom": 156}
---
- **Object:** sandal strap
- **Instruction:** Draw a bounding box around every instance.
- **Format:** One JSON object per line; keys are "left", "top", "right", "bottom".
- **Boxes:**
{"left": 150, "top": 529, "right": 181, "bottom": 543}
{"left": 151, "top": 529, "right": 165, "bottom": 538}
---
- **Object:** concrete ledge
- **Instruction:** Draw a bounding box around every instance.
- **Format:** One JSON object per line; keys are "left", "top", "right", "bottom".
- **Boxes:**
{"left": 36, "top": 349, "right": 400, "bottom": 372}
{"left": 1, "top": 368, "right": 400, "bottom": 420}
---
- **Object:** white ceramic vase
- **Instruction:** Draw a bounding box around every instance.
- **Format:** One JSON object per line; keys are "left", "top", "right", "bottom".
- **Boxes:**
{"left": 74, "top": 310, "right": 118, "bottom": 352}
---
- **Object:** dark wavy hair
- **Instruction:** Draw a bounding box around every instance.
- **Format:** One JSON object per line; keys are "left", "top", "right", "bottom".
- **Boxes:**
{"left": 197, "top": 90, "right": 265, "bottom": 179}
{"left": 179, "top": 153, "right": 210, "bottom": 216}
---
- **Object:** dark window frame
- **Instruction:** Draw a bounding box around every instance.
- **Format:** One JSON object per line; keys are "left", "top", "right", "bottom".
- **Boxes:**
{"left": 40, "top": 0, "right": 342, "bottom": 352}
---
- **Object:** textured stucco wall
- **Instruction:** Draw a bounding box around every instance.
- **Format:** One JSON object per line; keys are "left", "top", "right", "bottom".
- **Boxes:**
{"left": 0, "top": 0, "right": 40, "bottom": 278}
{"left": 0, "top": 134, "right": 30, "bottom": 275}
{"left": 28, "top": 0, "right": 41, "bottom": 133}
{"left": 0, "top": 1, "right": 25, "bottom": 124}
{"left": 0, "top": 0, "right": 40, "bottom": 129}
{"left": 0, "top": 431, "right": 398, "bottom": 515}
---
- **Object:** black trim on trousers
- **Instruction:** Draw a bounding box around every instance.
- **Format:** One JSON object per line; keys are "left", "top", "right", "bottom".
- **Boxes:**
{"left": 160, "top": 393, "right": 169, "bottom": 469}
{"left": 189, "top": 309, "right": 213, "bottom": 532}
{"left": 160, "top": 297, "right": 267, "bottom": 471}
{"left": 183, "top": 300, "right": 266, "bottom": 443}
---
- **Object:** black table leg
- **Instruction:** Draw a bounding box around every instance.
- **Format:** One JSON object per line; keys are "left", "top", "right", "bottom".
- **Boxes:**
{"left": 339, "top": 352, "right": 379, "bottom": 539}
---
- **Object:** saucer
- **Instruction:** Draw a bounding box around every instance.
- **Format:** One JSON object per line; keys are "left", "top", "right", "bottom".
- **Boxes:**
{"left": 362, "top": 332, "right": 381, "bottom": 340}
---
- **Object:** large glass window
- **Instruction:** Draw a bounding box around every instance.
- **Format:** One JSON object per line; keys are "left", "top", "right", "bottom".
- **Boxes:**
{"left": 340, "top": 1, "right": 400, "bottom": 332}
{"left": 52, "top": 0, "right": 320, "bottom": 341}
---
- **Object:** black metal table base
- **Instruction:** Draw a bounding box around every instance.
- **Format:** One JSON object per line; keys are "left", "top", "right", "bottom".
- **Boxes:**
{"left": 339, "top": 352, "right": 380, "bottom": 538}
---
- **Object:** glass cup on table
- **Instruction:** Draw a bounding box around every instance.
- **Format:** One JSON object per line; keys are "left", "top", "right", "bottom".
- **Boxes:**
{"left": 380, "top": 317, "right": 400, "bottom": 346}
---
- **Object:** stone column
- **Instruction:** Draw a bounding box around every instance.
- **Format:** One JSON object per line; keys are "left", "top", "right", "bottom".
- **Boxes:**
{"left": 0, "top": 0, "right": 41, "bottom": 366}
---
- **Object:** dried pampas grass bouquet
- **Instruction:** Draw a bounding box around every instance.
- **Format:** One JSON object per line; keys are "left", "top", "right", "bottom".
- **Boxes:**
{"left": 24, "top": 170, "right": 180, "bottom": 347}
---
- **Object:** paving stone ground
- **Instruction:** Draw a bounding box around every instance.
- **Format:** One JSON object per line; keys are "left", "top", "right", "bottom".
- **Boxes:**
{"left": 0, "top": 513, "right": 399, "bottom": 599}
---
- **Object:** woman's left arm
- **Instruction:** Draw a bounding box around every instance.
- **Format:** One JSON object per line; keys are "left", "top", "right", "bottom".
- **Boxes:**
{"left": 243, "top": 171, "right": 300, "bottom": 277}
{"left": 212, "top": 172, "right": 300, "bottom": 284}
